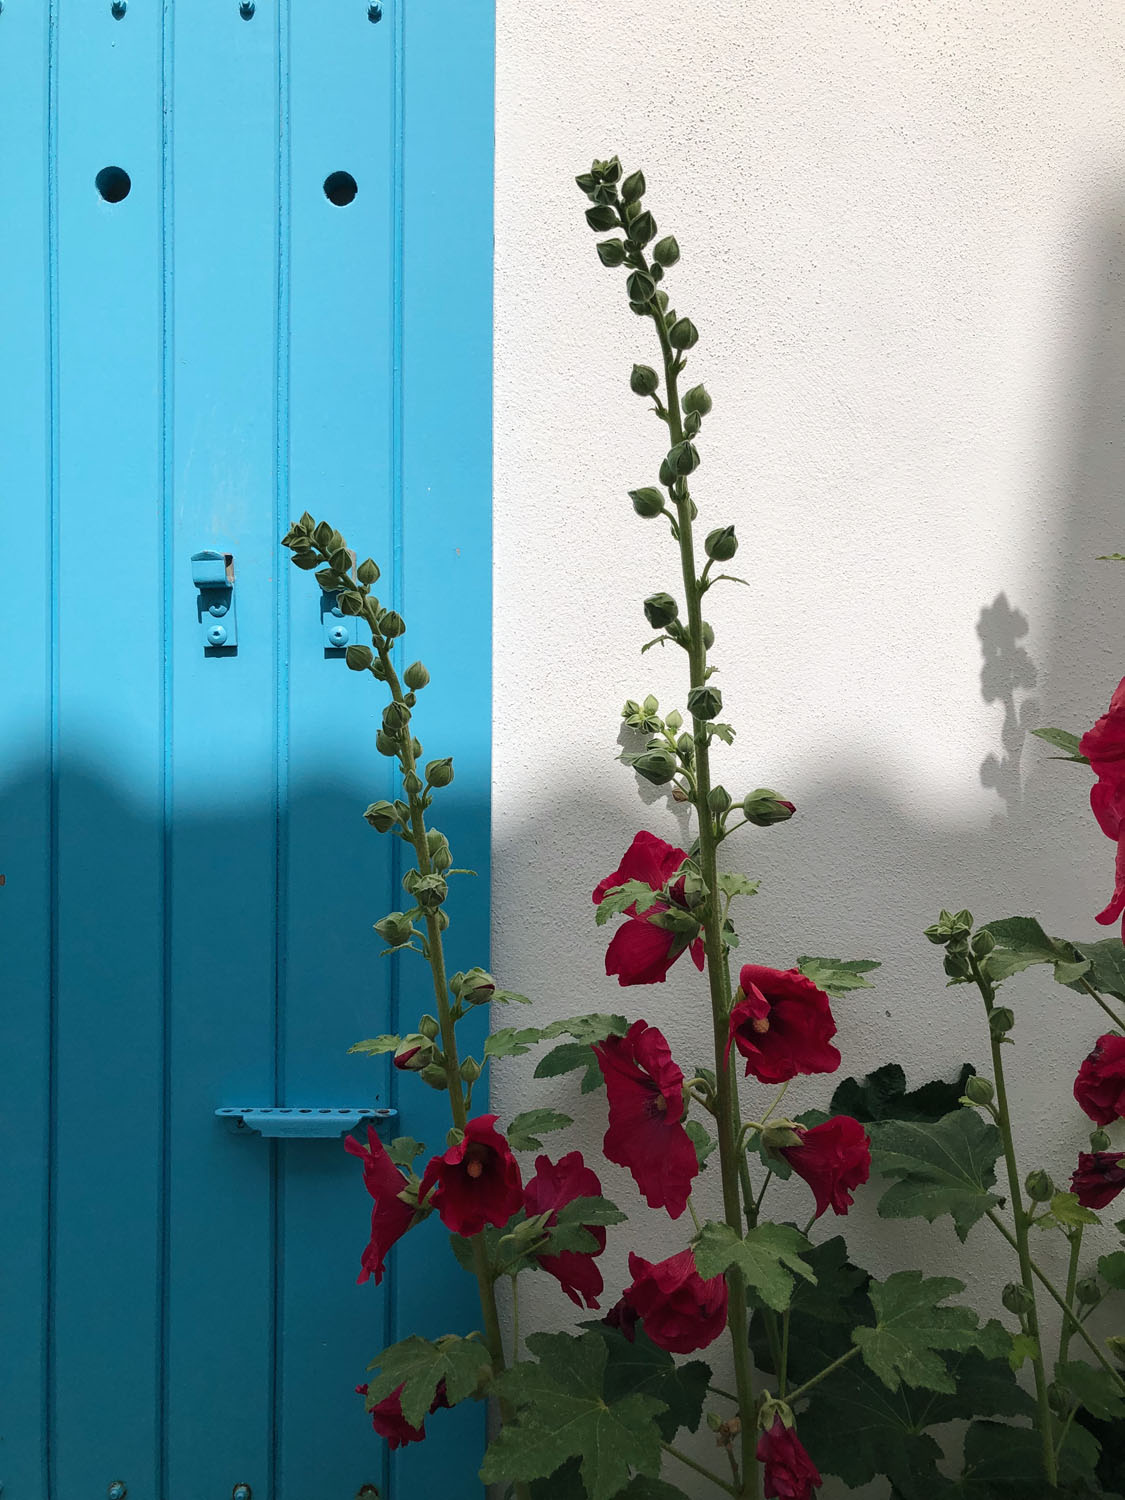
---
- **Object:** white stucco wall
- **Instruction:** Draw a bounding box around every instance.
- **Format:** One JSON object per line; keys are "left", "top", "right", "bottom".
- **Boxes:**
{"left": 492, "top": 4, "right": 1125, "bottom": 1493}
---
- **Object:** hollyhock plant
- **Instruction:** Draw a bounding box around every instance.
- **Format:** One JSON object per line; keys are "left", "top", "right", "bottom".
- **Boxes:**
{"left": 523, "top": 1151, "right": 607, "bottom": 1309}
{"left": 1071, "top": 1150, "right": 1125, "bottom": 1210}
{"left": 621, "top": 1248, "right": 728, "bottom": 1354}
{"left": 756, "top": 1416, "right": 822, "bottom": 1500}
{"left": 1080, "top": 676, "right": 1125, "bottom": 935}
{"left": 344, "top": 1125, "right": 418, "bottom": 1285}
{"left": 780, "top": 1116, "right": 871, "bottom": 1219}
{"left": 419, "top": 1114, "right": 524, "bottom": 1236}
{"left": 593, "top": 830, "right": 705, "bottom": 985}
{"left": 593, "top": 1018, "right": 698, "bottom": 1217}
{"left": 726, "top": 964, "right": 841, "bottom": 1085}
{"left": 1073, "top": 1033, "right": 1125, "bottom": 1126}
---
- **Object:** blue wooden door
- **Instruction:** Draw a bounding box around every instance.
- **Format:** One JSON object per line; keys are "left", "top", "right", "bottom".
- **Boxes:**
{"left": 0, "top": 5, "right": 493, "bottom": 1498}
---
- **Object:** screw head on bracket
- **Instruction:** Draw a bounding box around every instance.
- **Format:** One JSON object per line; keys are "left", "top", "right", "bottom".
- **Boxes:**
{"left": 207, "top": 623, "right": 229, "bottom": 647}
{"left": 239, "top": 0, "right": 255, "bottom": 16}
{"left": 327, "top": 624, "right": 350, "bottom": 648}
{"left": 107, "top": 1485, "right": 127, "bottom": 1500}
{"left": 232, "top": 1486, "right": 252, "bottom": 1500}
{"left": 111, "top": 0, "right": 127, "bottom": 15}
{"left": 368, "top": 3, "right": 382, "bottom": 19}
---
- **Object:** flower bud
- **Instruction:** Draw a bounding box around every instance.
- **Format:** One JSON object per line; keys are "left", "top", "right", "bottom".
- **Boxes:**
{"left": 413, "top": 874, "right": 448, "bottom": 910}
{"left": 458, "top": 968, "right": 496, "bottom": 1006}
{"left": 649, "top": 236, "right": 680, "bottom": 271}
{"left": 643, "top": 592, "right": 679, "bottom": 628}
{"left": 630, "top": 364, "right": 660, "bottom": 397}
{"left": 339, "top": 590, "right": 366, "bottom": 616}
{"left": 357, "top": 557, "right": 380, "bottom": 585}
{"left": 382, "top": 700, "right": 411, "bottom": 733}
{"left": 620, "top": 168, "right": 645, "bottom": 203}
{"left": 665, "top": 708, "right": 683, "bottom": 732}
{"left": 1002, "top": 1282, "right": 1034, "bottom": 1316}
{"left": 963, "top": 1075, "right": 995, "bottom": 1107}
{"left": 971, "top": 929, "right": 996, "bottom": 957}
{"left": 626, "top": 270, "right": 656, "bottom": 305}
{"left": 683, "top": 383, "right": 713, "bottom": 417}
{"left": 585, "top": 205, "right": 618, "bottom": 232}
{"left": 1091, "top": 1128, "right": 1113, "bottom": 1152}
{"left": 597, "top": 239, "right": 627, "bottom": 267}
{"left": 394, "top": 1034, "right": 434, "bottom": 1071}
{"left": 419, "top": 1062, "right": 448, "bottom": 1090}
{"left": 667, "top": 440, "right": 700, "bottom": 475}
{"left": 704, "top": 525, "right": 738, "bottom": 561}
{"left": 404, "top": 660, "right": 430, "bottom": 690}
{"left": 687, "top": 685, "right": 722, "bottom": 722}
{"left": 668, "top": 317, "right": 699, "bottom": 350}
{"left": 675, "top": 732, "right": 694, "bottom": 759}
{"left": 708, "top": 785, "right": 732, "bottom": 814}
{"left": 378, "top": 609, "right": 406, "bottom": 639}
{"left": 363, "top": 800, "right": 400, "bottom": 834}
{"left": 419, "top": 1014, "right": 441, "bottom": 1041}
{"left": 658, "top": 456, "right": 674, "bottom": 486}
{"left": 374, "top": 911, "right": 415, "bottom": 947}
{"left": 627, "top": 210, "right": 656, "bottom": 246}
{"left": 1047, "top": 1382, "right": 1070, "bottom": 1418}
{"left": 742, "top": 789, "right": 796, "bottom": 827}
{"left": 459, "top": 1056, "right": 483, "bottom": 1084}
{"left": 944, "top": 951, "right": 972, "bottom": 980}
{"left": 426, "top": 757, "right": 454, "bottom": 788}
{"left": 988, "top": 1006, "right": 1015, "bottom": 1041}
{"left": 701, "top": 621, "right": 715, "bottom": 649}
{"left": 345, "top": 643, "right": 373, "bottom": 672}
{"left": 1076, "top": 1278, "right": 1102, "bottom": 1307}
{"left": 1025, "top": 1169, "right": 1053, "bottom": 1203}
{"left": 629, "top": 486, "right": 665, "bottom": 519}
{"left": 631, "top": 747, "right": 679, "bottom": 786}
{"left": 761, "top": 1120, "right": 805, "bottom": 1152}
{"left": 375, "top": 729, "right": 400, "bottom": 757}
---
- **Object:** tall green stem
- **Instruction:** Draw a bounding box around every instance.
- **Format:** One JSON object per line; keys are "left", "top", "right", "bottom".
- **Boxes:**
{"left": 650, "top": 302, "right": 760, "bottom": 1500}
{"left": 1058, "top": 1228, "right": 1083, "bottom": 1368}
{"left": 970, "top": 957, "right": 1057, "bottom": 1487}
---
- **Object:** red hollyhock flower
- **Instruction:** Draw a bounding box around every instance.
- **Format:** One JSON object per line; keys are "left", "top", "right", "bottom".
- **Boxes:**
{"left": 1071, "top": 1151, "right": 1125, "bottom": 1209}
{"left": 621, "top": 1248, "right": 728, "bottom": 1354}
{"left": 344, "top": 1125, "right": 417, "bottom": 1286}
{"left": 418, "top": 1114, "right": 524, "bottom": 1237}
{"left": 1074, "top": 1034, "right": 1125, "bottom": 1126}
{"left": 356, "top": 1381, "right": 449, "bottom": 1448}
{"left": 781, "top": 1115, "right": 871, "bottom": 1218}
{"left": 523, "top": 1151, "right": 607, "bottom": 1309}
{"left": 757, "top": 1416, "right": 823, "bottom": 1500}
{"left": 593, "top": 1019, "right": 699, "bottom": 1218}
{"left": 726, "top": 965, "right": 841, "bottom": 1085}
{"left": 1080, "top": 677, "right": 1125, "bottom": 936}
{"left": 593, "top": 830, "right": 705, "bottom": 986}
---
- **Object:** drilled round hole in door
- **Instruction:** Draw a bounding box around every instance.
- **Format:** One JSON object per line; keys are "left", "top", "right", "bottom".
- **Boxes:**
{"left": 96, "top": 166, "right": 131, "bottom": 203}
{"left": 323, "top": 171, "right": 358, "bottom": 206}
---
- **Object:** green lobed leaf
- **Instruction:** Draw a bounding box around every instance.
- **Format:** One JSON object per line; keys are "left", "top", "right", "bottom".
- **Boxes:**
{"left": 831, "top": 1061, "right": 977, "bottom": 1124}
{"left": 1030, "top": 725, "right": 1089, "bottom": 762}
{"left": 348, "top": 1034, "right": 401, "bottom": 1056}
{"left": 484, "top": 1026, "right": 547, "bottom": 1060}
{"left": 956, "top": 1420, "right": 1048, "bottom": 1493}
{"left": 1058, "top": 1360, "right": 1125, "bottom": 1421}
{"left": 595, "top": 880, "right": 658, "bottom": 925}
{"left": 364, "top": 1334, "right": 492, "bottom": 1426}
{"left": 853, "top": 1271, "right": 980, "bottom": 1393}
{"left": 716, "top": 872, "right": 760, "bottom": 899}
{"left": 1072, "top": 938, "right": 1125, "bottom": 1001}
{"left": 592, "top": 1322, "right": 710, "bottom": 1441}
{"left": 506, "top": 1109, "right": 574, "bottom": 1152}
{"left": 482, "top": 1331, "right": 666, "bottom": 1500}
{"left": 385, "top": 1135, "right": 426, "bottom": 1169}
{"left": 1099, "top": 1250, "right": 1125, "bottom": 1289}
{"left": 979, "top": 916, "right": 1090, "bottom": 986}
{"left": 534, "top": 1042, "right": 605, "bottom": 1093}
{"left": 1040, "top": 1191, "right": 1101, "bottom": 1230}
{"left": 540, "top": 1196, "right": 627, "bottom": 1256}
{"left": 539, "top": 1013, "right": 630, "bottom": 1043}
{"left": 685, "top": 1119, "right": 716, "bottom": 1169}
{"left": 869, "top": 1108, "right": 1004, "bottom": 1242}
{"left": 692, "top": 1220, "right": 815, "bottom": 1312}
{"left": 796, "top": 956, "right": 880, "bottom": 996}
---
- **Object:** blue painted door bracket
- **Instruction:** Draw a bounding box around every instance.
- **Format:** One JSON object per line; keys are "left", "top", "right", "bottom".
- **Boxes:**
{"left": 321, "top": 589, "right": 358, "bottom": 652}
{"left": 215, "top": 1106, "right": 396, "bottom": 1139}
{"left": 190, "top": 550, "right": 237, "bottom": 650}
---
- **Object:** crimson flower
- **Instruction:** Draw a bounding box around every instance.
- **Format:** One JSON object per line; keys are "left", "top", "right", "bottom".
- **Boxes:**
{"left": 356, "top": 1381, "right": 449, "bottom": 1448}
{"left": 621, "top": 1248, "right": 728, "bottom": 1354}
{"left": 593, "top": 1019, "right": 698, "bottom": 1218}
{"left": 757, "top": 1416, "right": 823, "bottom": 1500}
{"left": 1074, "top": 1034, "right": 1125, "bottom": 1126}
{"left": 1071, "top": 1150, "right": 1125, "bottom": 1209}
{"left": 523, "top": 1151, "right": 607, "bottom": 1309}
{"left": 1080, "top": 677, "right": 1125, "bottom": 935}
{"left": 344, "top": 1125, "right": 417, "bottom": 1285}
{"left": 418, "top": 1114, "right": 524, "bottom": 1237}
{"left": 726, "top": 965, "right": 841, "bottom": 1085}
{"left": 781, "top": 1115, "right": 871, "bottom": 1218}
{"left": 593, "top": 830, "right": 705, "bottom": 986}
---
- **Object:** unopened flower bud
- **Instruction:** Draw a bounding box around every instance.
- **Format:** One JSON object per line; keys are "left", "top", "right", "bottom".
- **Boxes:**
{"left": 687, "top": 685, "right": 723, "bottom": 722}
{"left": 944, "top": 951, "right": 972, "bottom": 980}
{"left": 418, "top": 1014, "right": 441, "bottom": 1041}
{"left": 345, "top": 643, "right": 373, "bottom": 672}
{"left": 460, "top": 1056, "right": 483, "bottom": 1084}
{"left": 1076, "top": 1278, "right": 1102, "bottom": 1307}
{"left": 632, "top": 747, "right": 679, "bottom": 786}
{"left": 626, "top": 270, "right": 656, "bottom": 305}
{"left": 394, "top": 1034, "right": 433, "bottom": 1071}
{"left": 620, "top": 168, "right": 645, "bottom": 202}
{"left": 1091, "top": 1128, "right": 1112, "bottom": 1152}
{"left": 375, "top": 729, "right": 399, "bottom": 757}
{"left": 742, "top": 789, "right": 796, "bottom": 827}
{"left": 596, "top": 239, "right": 627, "bottom": 267}
{"left": 378, "top": 609, "right": 406, "bottom": 638}
{"left": 683, "top": 383, "right": 712, "bottom": 417}
{"left": 668, "top": 316, "right": 699, "bottom": 350}
{"left": 382, "top": 700, "right": 411, "bottom": 733}
{"left": 629, "top": 486, "right": 665, "bottom": 519}
{"left": 989, "top": 1007, "right": 1015, "bottom": 1041}
{"left": 708, "top": 785, "right": 732, "bottom": 814}
{"left": 667, "top": 440, "right": 700, "bottom": 476}
{"left": 706, "top": 1411, "right": 724, "bottom": 1433}
{"left": 585, "top": 205, "right": 618, "bottom": 232}
{"left": 1002, "top": 1282, "right": 1034, "bottom": 1316}
{"left": 1025, "top": 1169, "right": 1053, "bottom": 1203}
{"left": 964, "top": 1075, "right": 995, "bottom": 1107}
{"left": 1047, "top": 1382, "right": 1070, "bottom": 1418}
{"left": 374, "top": 911, "right": 415, "bottom": 947}
{"left": 459, "top": 968, "right": 496, "bottom": 1006}
{"left": 420, "top": 1062, "right": 449, "bottom": 1090}
{"left": 425, "top": 757, "right": 454, "bottom": 788}
{"left": 363, "top": 800, "right": 400, "bottom": 833}
{"left": 630, "top": 364, "right": 660, "bottom": 397}
{"left": 971, "top": 929, "right": 996, "bottom": 957}
{"left": 357, "top": 557, "right": 380, "bottom": 585}
{"left": 413, "top": 874, "right": 448, "bottom": 910}
{"left": 761, "top": 1120, "right": 805, "bottom": 1152}
{"left": 403, "top": 660, "right": 430, "bottom": 690}
{"left": 652, "top": 234, "right": 680, "bottom": 266}
{"left": 644, "top": 592, "right": 679, "bottom": 628}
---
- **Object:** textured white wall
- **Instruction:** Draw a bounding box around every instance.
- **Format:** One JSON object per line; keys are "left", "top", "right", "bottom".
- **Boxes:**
{"left": 492, "top": 4, "right": 1125, "bottom": 1493}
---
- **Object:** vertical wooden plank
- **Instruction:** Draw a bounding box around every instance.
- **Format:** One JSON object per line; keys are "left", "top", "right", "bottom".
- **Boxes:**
{"left": 163, "top": 3, "right": 278, "bottom": 1494}
{"left": 392, "top": 2, "right": 495, "bottom": 1494}
{"left": 280, "top": 3, "right": 399, "bottom": 1495}
{"left": 50, "top": 4, "right": 165, "bottom": 1496}
{"left": 0, "top": 3, "right": 53, "bottom": 1494}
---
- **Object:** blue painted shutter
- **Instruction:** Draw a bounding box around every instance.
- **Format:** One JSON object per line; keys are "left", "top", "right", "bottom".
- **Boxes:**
{"left": 0, "top": 5, "right": 493, "bottom": 1498}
